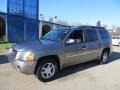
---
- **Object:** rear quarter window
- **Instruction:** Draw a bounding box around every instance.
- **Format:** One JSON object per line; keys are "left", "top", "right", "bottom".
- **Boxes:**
{"left": 99, "top": 29, "right": 110, "bottom": 40}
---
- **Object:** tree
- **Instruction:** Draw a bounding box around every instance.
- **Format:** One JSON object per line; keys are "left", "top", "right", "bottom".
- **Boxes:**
{"left": 96, "top": 20, "right": 101, "bottom": 27}
{"left": 56, "top": 20, "right": 69, "bottom": 26}
{"left": 103, "top": 24, "right": 108, "bottom": 29}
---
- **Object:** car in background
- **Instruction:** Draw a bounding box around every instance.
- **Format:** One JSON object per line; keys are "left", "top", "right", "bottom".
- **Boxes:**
{"left": 112, "top": 36, "right": 120, "bottom": 46}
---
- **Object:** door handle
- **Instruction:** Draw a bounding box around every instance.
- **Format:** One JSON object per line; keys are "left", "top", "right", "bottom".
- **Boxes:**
{"left": 82, "top": 46, "right": 87, "bottom": 50}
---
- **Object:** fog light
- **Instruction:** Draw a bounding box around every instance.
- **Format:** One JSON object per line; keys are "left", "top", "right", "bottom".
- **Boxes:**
{"left": 17, "top": 66, "right": 21, "bottom": 71}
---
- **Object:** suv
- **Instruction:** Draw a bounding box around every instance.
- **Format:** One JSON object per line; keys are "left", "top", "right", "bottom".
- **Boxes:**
{"left": 7, "top": 26, "right": 112, "bottom": 82}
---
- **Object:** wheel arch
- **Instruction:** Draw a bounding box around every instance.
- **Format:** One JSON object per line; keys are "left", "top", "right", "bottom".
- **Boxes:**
{"left": 34, "top": 55, "right": 61, "bottom": 74}
{"left": 102, "top": 47, "right": 110, "bottom": 54}
{"left": 98, "top": 47, "right": 111, "bottom": 60}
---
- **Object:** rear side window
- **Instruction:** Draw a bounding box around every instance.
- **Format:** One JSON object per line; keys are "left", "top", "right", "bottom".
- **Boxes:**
{"left": 85, "top": 30, "right": 98, "bottom": 42}
{"left": 99, "top": 29, "right": 110, "bottom": 40}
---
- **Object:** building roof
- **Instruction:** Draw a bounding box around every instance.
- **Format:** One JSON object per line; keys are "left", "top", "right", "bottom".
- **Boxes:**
{"left": 0, "top": 12, "right": 7, "bottom": 15}
{"left": 40, "top": 20, "right": 71, "bottom": 27}
{"left": 0, "top": 11, "right": 71, "bottom": 27}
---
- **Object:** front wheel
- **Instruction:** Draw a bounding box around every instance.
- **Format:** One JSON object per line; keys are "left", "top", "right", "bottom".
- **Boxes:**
{"left": 100, "top": 51, "right": 109, "bottom": 64}
{"left": 36, "top": 58, "right": 58, "bottom": 82}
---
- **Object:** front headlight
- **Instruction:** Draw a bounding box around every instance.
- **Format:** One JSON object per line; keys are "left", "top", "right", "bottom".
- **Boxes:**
{"left": 16, "top": 52, "right": 34, "bottom": 61}
{"left": 24, "top": 52, "right": 34, "bottom": 61}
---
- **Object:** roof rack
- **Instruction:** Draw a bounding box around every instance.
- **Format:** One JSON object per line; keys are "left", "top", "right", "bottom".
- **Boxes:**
{"left": 77, "top": 25, "right": 105, "bottom": 29}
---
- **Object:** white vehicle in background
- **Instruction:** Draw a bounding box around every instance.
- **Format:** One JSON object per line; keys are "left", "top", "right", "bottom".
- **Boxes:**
{"left": 112, "top": 36, "right": 120, "bottom": 46}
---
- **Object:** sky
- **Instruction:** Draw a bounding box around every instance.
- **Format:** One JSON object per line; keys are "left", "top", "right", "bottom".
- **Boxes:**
{"left": 0, "top": 0, "right": 120, "bottom": 27}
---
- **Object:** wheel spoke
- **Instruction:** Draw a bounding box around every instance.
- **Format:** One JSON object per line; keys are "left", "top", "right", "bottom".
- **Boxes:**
{"left": 46, "top": 72, "right": 50, "bottom": 78}
{"left": 41, "top": 67, "right": 47, "bottom": 71}
{"left": 41, "top": 71, "right": 46, "bottom": 75}
{"left": 41, "top": 68, "right": 47, "bottom": 74}
{"left": 47, "top": 63, "right": 52, "bottom": 68}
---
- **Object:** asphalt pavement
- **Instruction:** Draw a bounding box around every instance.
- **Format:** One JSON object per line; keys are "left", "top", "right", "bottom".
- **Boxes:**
{"left": 0, "top": 46, "right": 120, "bottom": 90}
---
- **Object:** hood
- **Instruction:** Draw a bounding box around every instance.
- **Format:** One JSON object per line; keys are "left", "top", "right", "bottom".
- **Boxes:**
{"left": 13, "top": 40, "right": 57, "bottom": 51}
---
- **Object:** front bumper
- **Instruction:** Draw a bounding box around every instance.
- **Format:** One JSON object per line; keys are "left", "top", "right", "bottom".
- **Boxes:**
{"left": 7, "top": 55, "right": 37, "bottom": 75}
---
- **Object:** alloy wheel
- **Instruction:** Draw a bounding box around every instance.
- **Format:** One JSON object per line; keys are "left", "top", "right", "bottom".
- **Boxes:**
{"left": 41, "top": 63, "right": 56, "bottom": 79}
{"left": 102, "top": 52, "right": 108, "bottom": 63}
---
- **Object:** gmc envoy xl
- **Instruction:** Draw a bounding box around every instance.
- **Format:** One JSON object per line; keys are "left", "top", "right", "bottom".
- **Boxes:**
{"left": 7, "top": 26, "right": 112, "bottom": 82}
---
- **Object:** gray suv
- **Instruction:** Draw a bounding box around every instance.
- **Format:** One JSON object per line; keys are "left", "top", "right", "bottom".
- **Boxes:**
{"left": 7, "top": 26, "right": 112, "bottom": 82}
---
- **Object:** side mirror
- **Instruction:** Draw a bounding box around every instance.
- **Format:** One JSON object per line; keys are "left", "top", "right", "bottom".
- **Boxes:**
{"left": 66, "top": 39, "right": 75, "bottom": 44}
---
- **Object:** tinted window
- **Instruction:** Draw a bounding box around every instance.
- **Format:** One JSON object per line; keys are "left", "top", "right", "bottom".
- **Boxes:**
{"left": 69, "top": 30, "right": 84, "bottom": 43}
{"left": 99, "top": 29, "right": 110, "bottom": 39}
{"left": 85, "top": 30, "right": 98, "bottom": 42}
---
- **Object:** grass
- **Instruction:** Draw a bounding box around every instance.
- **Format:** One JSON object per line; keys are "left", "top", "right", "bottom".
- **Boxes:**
{"left": 0, "top": 42, "right": 15, "bottom": 49}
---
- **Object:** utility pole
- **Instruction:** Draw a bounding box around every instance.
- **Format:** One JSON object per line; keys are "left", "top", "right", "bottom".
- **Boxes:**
{"left": 39, "top": 14, "right": 44, "bottom": 38}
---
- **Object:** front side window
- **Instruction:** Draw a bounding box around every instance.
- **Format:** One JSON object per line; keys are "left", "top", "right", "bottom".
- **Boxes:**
{"left": 68, "top": 30, "right": 84, "bottom": 43}
{"left": 112, "top": 37, "right": 120, "bottom": 39}
{"left": 85, "top": 30, "right": 98, "bottom": 42}
{"left": 112, "top": 37, "right": 116, "bottom": 39}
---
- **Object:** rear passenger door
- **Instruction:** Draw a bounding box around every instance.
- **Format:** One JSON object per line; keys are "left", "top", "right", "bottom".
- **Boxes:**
{"left": 84, "top": 29, "right": 101, "bottom": 61}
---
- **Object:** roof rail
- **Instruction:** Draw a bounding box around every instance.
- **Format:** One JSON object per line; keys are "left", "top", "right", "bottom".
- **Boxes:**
{"left": 77, "top": 25, "right": 104, "bottom": 29}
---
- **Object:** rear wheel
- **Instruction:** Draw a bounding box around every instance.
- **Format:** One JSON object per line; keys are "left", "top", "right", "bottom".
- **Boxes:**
{"left": 100, "top": 51, "right": 109, "bottom": 64}
{"left": 36, "top": 58, "right": 58, "bottom": 82}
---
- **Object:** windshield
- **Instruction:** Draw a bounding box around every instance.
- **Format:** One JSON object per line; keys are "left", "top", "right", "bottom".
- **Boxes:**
{"left": 41, "top": 29, "right": 70, "bottom": 41}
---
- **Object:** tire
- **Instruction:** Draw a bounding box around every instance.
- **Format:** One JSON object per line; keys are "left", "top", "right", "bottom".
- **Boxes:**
{"left": 35, "top": 58, "right": 58, "bottom": 82}
{"left": 100, "top": 50, "right": 109, "bottom": 64}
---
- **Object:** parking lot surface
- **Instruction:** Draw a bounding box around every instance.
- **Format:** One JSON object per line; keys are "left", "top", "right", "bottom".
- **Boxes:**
{"left": 0, "top": 46, "right": 120, "bottom": 90}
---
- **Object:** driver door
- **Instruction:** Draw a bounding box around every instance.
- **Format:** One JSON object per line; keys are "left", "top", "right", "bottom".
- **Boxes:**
{"left": 64, "top": 30, "right": 88, "bottom": 65}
